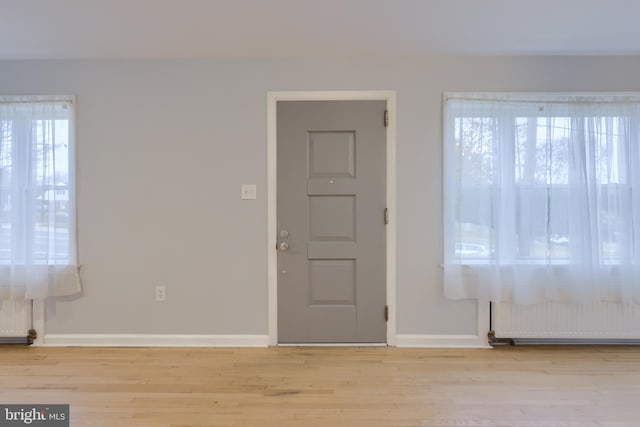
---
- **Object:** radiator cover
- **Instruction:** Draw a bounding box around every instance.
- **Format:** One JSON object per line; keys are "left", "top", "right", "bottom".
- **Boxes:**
{"left": 0, "top": 299, "right": 32, "bottom": 338}
{"left": 493, "top": 301, "right": 640, "bottom": 340}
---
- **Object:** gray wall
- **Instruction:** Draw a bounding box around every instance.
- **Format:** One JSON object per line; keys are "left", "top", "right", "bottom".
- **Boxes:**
{"left": 1, "top": 56, "right": 639, "bottom": 336}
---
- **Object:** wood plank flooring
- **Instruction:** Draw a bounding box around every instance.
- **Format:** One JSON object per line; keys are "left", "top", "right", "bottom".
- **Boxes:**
{"left": 1, "top": 346, "right": 639, "bottom": 426}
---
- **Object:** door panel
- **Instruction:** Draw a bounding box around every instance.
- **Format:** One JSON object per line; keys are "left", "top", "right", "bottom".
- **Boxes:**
{"left": 309, "top": 195, "right": 355, "bottom": 241}
{"left": 309, "top": 259, "right": 356, "bottom": 304}
{"left": 277, "top": 100, "right": 386, "bottom": 343}
{"left": 308, "top": 131, "right": 355, "bottom": 178}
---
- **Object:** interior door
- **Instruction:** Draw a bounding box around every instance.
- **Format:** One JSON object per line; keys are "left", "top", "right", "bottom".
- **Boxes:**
{"left": 277, "top": 100, "right": 386, "bottom": 343}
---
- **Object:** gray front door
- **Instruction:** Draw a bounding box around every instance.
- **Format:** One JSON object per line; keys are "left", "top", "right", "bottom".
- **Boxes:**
{"left": 277, "top": 100, "right": 387, "bottom": 343}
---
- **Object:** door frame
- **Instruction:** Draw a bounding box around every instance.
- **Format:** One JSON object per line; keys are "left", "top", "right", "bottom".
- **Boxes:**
{"left": 267, "top": 90, "right": 397, "bottom": 346}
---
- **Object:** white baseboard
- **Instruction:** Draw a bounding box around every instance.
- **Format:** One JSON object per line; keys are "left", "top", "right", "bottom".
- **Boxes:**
{"left": 39, "top": 334, "right": 269, "bottom": 347}
{"left": 38, "top": 333, "right": 489, "bottom": 349}
{"left": 396, "top": 334, "right": 491, "bottom": 348}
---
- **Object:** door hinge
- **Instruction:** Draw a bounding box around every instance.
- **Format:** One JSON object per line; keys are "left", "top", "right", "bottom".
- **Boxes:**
{"left": 384, "top": 110, "right": 389, "bottom": 127}
{"left": 384, "top": 208, "right": 389, "bottom": 225}
{"left": 384, "top": 305, "right": 389, "bottom": 322}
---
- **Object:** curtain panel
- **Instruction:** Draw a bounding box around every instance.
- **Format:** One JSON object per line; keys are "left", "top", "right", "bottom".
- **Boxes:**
{"left": 0, "top": 96, "right": 81, "bottom": 300}
{"left": 443, "top": 93, "right": 640, "bottom": 305}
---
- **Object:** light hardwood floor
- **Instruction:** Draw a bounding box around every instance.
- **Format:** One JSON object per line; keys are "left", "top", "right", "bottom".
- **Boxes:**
{"left": 1, "top": 345, "right": 639, "bottom": 426}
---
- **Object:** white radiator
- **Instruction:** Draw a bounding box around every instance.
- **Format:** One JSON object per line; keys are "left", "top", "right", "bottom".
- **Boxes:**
{"left": 493, "top": 301, "right": 640, "bottom": 340}
{"left": 0, "top": 299, "right": 32, "bottom": 338}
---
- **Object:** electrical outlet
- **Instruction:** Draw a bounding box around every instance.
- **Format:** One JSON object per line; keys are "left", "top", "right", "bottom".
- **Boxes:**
{"left": 155, "top": 286, "right": 166, "bottom": 302}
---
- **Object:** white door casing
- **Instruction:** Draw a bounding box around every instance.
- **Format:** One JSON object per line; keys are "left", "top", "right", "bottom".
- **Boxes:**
{"left": 267, "top": 91, "right": 397, "bottom": 346}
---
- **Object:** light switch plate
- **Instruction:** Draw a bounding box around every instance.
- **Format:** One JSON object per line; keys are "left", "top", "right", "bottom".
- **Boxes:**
{"left": 241, "top": 184, "right": 257, "bottom": 200}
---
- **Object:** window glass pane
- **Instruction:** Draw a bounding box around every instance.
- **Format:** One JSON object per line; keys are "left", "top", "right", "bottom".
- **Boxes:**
{"left": 0, "top": 120, "right": 12, "bottom": 261}
{"left": 456, "top": 117, "right": 496, "bottom": 185}
{"left": 33, "top": 119, "right": 70, "bottom": 264}
{"left": 513, "top": 116, "right": 570, "bottom": 260}
{"left": 584, "top": 116, "right": 624, "bottom": 260}
{"left": 454, "top": 117, "right": 496, "bottom": 259}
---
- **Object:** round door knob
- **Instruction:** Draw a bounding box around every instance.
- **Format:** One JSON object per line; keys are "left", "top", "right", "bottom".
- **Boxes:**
{"left": 279, "top": 230, "right": 289, "bottom": 238}
{"left": 279, "top": 242, "right": 289, "bottom": 251}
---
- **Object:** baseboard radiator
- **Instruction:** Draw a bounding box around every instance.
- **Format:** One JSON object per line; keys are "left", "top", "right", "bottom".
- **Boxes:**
{"left": 490, "top": 301, "right": 640, "bottom": 344}
{"left": 0, "top": 299, "right": 36, "bottom": 345}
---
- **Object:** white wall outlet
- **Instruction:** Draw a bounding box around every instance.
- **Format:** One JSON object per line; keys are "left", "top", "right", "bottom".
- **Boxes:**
{"left": 241, "top": 184, "right": 257, "bottom": 200}
{"left": 155, "top": 286, "right": 166, "bottom": 302}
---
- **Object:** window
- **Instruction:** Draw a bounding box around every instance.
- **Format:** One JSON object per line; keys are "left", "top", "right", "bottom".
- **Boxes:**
{"left": 443, "top": 93, "right": 640, "bottom": 304}
{"left": 0, "top": 96, "right": 81, "bottom": 300}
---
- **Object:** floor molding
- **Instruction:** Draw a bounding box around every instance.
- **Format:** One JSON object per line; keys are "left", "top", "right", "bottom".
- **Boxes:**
{"left": 278, "top": 343, "right": 387, "bottom": 347}
{"left": 40, "top": 334, "right": 490, "bottom": 349}
{"left": 40, "top": 334, "right": 269, "bottom": 347}
{"left": 396, "top": 334, "right": 491, "bottom": 348}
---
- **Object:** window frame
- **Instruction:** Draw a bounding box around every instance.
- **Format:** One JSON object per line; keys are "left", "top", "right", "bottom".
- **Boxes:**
{"left": 443, "top": 92, "right": 640, "bottom": 267}
{"left": 0, "top": 95, "right": 77, "bottom": 266}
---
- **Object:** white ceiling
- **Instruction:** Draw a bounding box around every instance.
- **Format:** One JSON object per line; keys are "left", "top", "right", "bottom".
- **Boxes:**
{"left": 1, "top": 0, "right": 639, "bottom": 60}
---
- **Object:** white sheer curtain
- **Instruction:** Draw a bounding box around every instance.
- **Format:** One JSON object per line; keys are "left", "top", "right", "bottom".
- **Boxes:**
{"left": 0, "top": 96, "right": 81, "bottom": 300}
{"left": 443, "top": 93, "right": 640, "bottom": 305}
